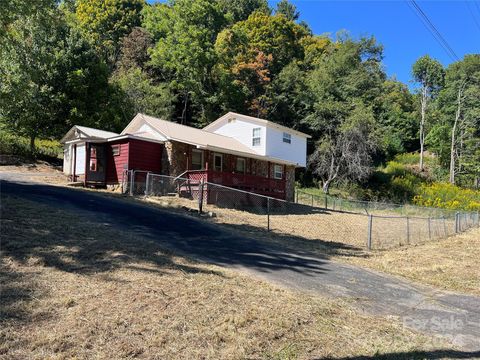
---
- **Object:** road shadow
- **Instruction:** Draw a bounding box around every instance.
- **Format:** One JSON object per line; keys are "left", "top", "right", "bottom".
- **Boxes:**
{"left": 314, "top": 349, "right": 480, "bottom": 359}
{"left": 1, "top": 181, "right": 340, "bottom": 300}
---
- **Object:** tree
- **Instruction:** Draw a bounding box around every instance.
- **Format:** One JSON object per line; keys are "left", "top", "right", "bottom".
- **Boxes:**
{"left": 116, "top": 26, "right": 153, "bottom": 72}
{"left": 268, "top": 61, "right": 310, "bottom": 129}
{"left": 275, "top": 0, "right": 299, "bottom": 21}
{"left": 304, "top": 35, "right": 385, "bottom": 137}
{"left": 217, "top": 0, "right": 270, "bottom": 23}
{"left": 308, "top": 103, "right": 378, "bottom": 193}
{"left": 435, "top": 55, "right": 480, "bottom": 185}
{"left": 214, "top": 11, "right": 307, "bottom": 117}
{"left": 0, "top": 7, "right": 125, "bottom": 152}
{"left": 75, "top": 0, "right": 145, "bottom": 67}
{"left": 375, "top": 79, "right": 417, "bottom": 158}
{"left": 143, "top": 0, "right": 227, "bottom": 125}
{"left": 112, "top": 67, "right": 174, "bottom": 119}
{"left": 412, "top": 55, "right": 444, "bottom": 171}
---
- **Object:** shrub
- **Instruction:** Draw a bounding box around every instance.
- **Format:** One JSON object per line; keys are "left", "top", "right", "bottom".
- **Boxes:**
{"left": 413, "top": 183, "right": 480, "bottom": 211}
{"left": 0, "top": 131, "right": 62, "bottom": 161}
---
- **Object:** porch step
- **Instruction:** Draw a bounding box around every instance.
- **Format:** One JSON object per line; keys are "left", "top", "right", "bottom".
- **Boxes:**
{"left": 66, "top": 181, "right": 83, "bottom": 187}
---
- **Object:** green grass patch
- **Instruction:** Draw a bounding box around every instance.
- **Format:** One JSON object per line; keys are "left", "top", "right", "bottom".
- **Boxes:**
{"left": 0, "top": 131, "right": 62, "bottom": 161}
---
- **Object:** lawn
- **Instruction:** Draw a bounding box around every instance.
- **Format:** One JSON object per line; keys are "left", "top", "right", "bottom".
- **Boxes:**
{"left": 345, "top": 228, "right": 480, "bottom": 296}
{"left": 144, "top": 196, "right": 479, "bottom": 297}
{"left": 0, "top": 194, "right": 448, "bottom": 359}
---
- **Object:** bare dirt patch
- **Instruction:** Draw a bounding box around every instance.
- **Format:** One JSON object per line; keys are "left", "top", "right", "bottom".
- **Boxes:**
{"left": 0, "top": 161, "right": 67, "bottom": 185}
{"left": 1, "top": 194, "right": 449, "bottom": 359}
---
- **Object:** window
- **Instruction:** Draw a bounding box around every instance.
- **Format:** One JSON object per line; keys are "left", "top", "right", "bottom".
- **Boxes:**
{"left": 283, "top": 132, "right": 291, "bottom": 144}
{"left": 252, "top": 127, "right": 261, "bottom": 146}
{"left": 214, "top": 153, "right": 223, "bottom": 171}
{"left": 235, "top": 158, "right": 246, "bottom": 174}
{"left": 89, "top": 159, "right": 97, "bottom": 172}
{"left": 273, "top": 164, "right": 283, "bottom": 179}
{"left": 112, "top": 145, "right": 120, "bottom": 156}
{"left": 191, "top": 149, "right": 204, "bottom": 170}
{"left": 90, "top": 146, "right": 97, "bottom": 157}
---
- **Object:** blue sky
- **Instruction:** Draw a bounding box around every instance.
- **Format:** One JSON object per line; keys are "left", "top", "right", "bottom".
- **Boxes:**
{"left": 271, "top": 0, "right": 479, "bottom": 87}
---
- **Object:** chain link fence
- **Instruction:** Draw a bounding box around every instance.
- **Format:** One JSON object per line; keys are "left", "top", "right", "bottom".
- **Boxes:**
{"left": 123, "top": 171, "right": 480, "bottom": 250}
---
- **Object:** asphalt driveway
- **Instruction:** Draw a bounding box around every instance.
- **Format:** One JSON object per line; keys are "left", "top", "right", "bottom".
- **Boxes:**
{"left": 1, "top": 177, "right": 479, "bottom": 352}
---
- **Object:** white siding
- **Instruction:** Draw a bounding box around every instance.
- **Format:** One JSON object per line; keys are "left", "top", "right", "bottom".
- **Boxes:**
{"left": 210, "top": 118, "right": 267, "bottom": 155}
{"left": 75, "top": 144, "right": 86, "bottom": 175}
{"left": 63, "top": 145, "right": 71, "bottom": 175}
{"left": 265, "top": 127, "right": 307, "bottom": 167}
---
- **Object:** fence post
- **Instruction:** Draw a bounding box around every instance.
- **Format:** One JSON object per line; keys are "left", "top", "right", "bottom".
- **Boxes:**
{"left": 442, "top": 216, "right": 447, "bottom": 237}
{"left": 455, "top": 212, "right": 459, "bottom": 233}
{"left": 145, "top": 172, "right": 150, "bottom": 196}
{"left": 324, "top": 195, "right": 328, "bottom": 210}
{"left": 267, "top": 197, "right": 270, "bottom": 232}
{"left": 311, "top": 194, "right": 314, "bottom": 207}
{"left": 129, "top": 170, "right": 134, "bottom": 196}
{"left": 367, "top": 215, "right": 373, "bottom": 250}
{"left": 198, "top": 180, "right": 204, "bottom": 214}
{"left": 295, "top": 190, "right": 298, "bottom": 204}
{"left": 427, "top": 217, "right": 431, "bottom": 240}
{"left": 406, "top": 217, "right": 410, "bottom": 245}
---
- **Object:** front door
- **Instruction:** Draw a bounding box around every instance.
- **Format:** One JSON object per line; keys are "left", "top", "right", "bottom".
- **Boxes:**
{"left": 86, "top": 143, "right": 106, "bottom": 184}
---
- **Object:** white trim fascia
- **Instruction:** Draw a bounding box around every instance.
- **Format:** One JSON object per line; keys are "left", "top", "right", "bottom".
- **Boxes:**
{"left": 107, "top": 134, "right": 165, "bottom": 144}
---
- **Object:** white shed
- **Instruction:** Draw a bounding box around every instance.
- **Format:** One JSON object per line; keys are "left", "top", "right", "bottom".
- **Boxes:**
{"left": 60, "top": 126, "right": 118, "bottom": 179}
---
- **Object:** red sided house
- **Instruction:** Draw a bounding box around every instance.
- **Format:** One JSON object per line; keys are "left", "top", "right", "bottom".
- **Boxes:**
{"left": 61, "top": 113, "right": 310, "bottom": 202}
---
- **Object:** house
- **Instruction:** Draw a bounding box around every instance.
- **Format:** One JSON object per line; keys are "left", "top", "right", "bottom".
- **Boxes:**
{"left": 61, "top": 112, "right": 310, "bottom": 201}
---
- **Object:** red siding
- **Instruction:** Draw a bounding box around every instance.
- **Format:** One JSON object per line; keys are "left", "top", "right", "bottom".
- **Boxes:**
{"left": 128, "top": 139, "right": 162, "bottom": 173}
{"left": 106, "top": 140, "right": 129, "bottom": 184}
{"left": 105, "top": 139, "right": 162, "bottom": 185}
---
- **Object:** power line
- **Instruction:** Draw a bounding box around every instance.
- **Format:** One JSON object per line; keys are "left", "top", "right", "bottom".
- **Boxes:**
{"left": 407, "top": 0, "right": 459, "bottom": 61}
{"left": 474, "top": 0, "right": 480, "bottom": 18}
{"left": 465, "top": 1, "right": 480, "bottom": 35}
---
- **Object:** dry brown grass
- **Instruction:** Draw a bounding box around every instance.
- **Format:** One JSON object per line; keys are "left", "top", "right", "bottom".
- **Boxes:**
{"left": 0, "top": 194, "right": 449, "bottom": 359}
{"left": 143, "top": 196, "right": 479, "bottom": 297}
{"left": 344, "top": 228, "right": 480, "bottom": 296}
{"left": 145, "top": 196, "right": 369, "bottom": 251}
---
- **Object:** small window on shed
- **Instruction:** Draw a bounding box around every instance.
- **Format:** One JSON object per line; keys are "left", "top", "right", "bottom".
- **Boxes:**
{"left": 273, "top": 164, "right": 283, "bottom": 179}
{"left": 89, "top": 159, "right": 97, "bottom": 172}
{"left": 252, "top": 128, "right": 261, "bottom": 146}
{"left": 112, "top": 145, "right": 120, "bottom": 156}
{"left": 283, "top": 132, "right": 291, "bottom": 144}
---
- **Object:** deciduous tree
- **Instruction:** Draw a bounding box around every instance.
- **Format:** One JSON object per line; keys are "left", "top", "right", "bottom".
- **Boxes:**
{"left": 412, "top": 55, "right": 444, "bottom": 171}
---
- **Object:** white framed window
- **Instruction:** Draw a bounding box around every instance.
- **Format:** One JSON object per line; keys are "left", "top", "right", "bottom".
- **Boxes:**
{"left": 235, "top": 158, "right": 246, "bottom": 174}
{"left": 273, "top": 164, "right": 283, "bottom": 179}
{"left": 191, "top": 149, "right": 204, "bottom": 170}
{"left": 283, "top": 132, "right": 291, "bottom": 144}
{"left": 252, "top": 127, "right": 261, "bottom": 146}
{"left": 214, "top": 153, "right": 223, "bottom": 171}
{"left": 112, "top": 145, "right": 120, "bottom": 156}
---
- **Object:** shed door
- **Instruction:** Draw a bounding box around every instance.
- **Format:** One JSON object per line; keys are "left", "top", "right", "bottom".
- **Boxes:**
{"left": 75, "top": 144, "right": 86, "bottom": 175}
{"left": 86, "top": 143, "right": 106, "bottom": 183}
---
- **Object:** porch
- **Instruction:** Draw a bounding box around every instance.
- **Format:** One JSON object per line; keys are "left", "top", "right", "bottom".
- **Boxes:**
{"left": 181, "top": 169, "right": 286, "bottom": 199}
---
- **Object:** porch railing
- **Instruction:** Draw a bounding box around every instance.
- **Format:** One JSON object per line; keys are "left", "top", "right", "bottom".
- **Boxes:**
{"left": 184, "top": 169, "right": 286, "bottom": 199}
